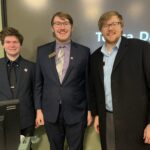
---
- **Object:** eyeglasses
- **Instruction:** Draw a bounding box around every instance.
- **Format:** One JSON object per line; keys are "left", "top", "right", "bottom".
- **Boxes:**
{"left": 53, "top": 21, "right": 70, "bottom": 27}
{"left": 102, "top": 22, "right": 121, "bottom": 29}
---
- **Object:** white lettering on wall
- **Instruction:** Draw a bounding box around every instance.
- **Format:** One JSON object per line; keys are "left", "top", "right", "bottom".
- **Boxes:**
{"left": 96, "top": 31, "right": 150, "bottom": 42}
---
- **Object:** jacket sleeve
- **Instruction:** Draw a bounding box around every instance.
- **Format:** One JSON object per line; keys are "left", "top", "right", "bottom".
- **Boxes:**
{"left": 143, "top": 41, "right": 150, "bottom": 123}
{"left": 88, "top": 55, "right": 98, "bottom": 116}
{"left": 34, "top": 48, "right": 43, "bottom": 109}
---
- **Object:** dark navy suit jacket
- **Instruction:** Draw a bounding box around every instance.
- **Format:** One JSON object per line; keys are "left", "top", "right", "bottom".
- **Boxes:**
{"left": 0, "top": 56, "right": 35, "bottom": 129}
{"left": 34, "top": 41, "right": 90, "bottom": 124}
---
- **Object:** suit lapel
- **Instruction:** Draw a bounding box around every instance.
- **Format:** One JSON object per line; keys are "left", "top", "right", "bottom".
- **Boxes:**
{"left": 62, "top": 42, "right": 76, "bottom": 84}
{"left": 112, "top": 37, "right": 128, "bottom": 72}
{"left": 15, "top": 58, "right": 25, "bottom": 97}
{"left": 95, "top": 49, "right": 104, "bottom": 82}
{"left": 47, "top": 42, "right": 60, "bottom": 84}
{"left": 0, "top": 59, "right": 12, "bottom": 97}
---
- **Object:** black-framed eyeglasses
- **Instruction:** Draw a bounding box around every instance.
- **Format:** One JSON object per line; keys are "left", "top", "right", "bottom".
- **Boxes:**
{"left": 103, "top": 22, "right": 121, "bottom": 29}
{"left": 53, "top": 21, "right": 70, "bottom": 27}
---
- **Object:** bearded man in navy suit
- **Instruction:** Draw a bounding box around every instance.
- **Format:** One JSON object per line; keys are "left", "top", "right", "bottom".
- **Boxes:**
{"left": 34, "top": 12, "right": 92, "bottom": 150}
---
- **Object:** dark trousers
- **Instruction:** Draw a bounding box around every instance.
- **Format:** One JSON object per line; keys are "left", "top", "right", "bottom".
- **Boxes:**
{"left": 20, "top": 125, "right": 35, "bottom": 150}
{"left": 106, "top": 112, "right": 116, "bottom": 150}
{"left": 21, "top": 125, "right": 35, "bottom": 136}
{"left": 45, "top": 106, "right": 87, "bottom": 150}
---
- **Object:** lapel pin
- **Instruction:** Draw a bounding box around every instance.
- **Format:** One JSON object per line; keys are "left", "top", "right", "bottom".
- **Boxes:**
{"left": 70, "top": 57, "right": 74, "bottom": 60}
{"left": 48, "top": 51, "right": 56, "bottom": 58}
{"left": 24, "top": 68, "right": 28, "bottom": 72}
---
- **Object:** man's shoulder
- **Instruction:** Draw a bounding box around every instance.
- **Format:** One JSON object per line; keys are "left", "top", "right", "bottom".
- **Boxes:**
{"left": 37, "top": 41, "right": 55, "bottom": 56}
{"left": 71, "top": 41, "right": 90, "bottom": 57}
{"left": 38, "top": 41, "right": 55, "bottom": 50}
{"left": 72, "top": 41, "right": 90, "bottom": 50}
{"left": 0, "top": 57, "right": 5, "bottom": 62}
{"left": 0, "top": 57, "right": 5, "bottom": 65}
{"left": 91, "top": 47, "right": 102, "bottom": 57}
{"left": 20, "top": 57, "right": 35, "bottom": 67}
{"left": 122, "top": 36, "right": 148, "bottom": 46}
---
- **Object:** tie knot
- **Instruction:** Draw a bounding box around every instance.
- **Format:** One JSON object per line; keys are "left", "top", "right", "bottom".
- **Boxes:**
{"left": 59, "top": 45, "right": 65, "bottom": 49}
{"left": 58, "top": 47, "right": 65, "bottom": 57}
{"left": 11, "top": 61, "right": 16, "bottom": 65}
{"left": 59, "top": 45, "right": 65, "bottom": 51}
{"left": 8, "top": 61, "right": 16, "bottom": 67}
{"left": 10, "top": 61, "right": 19, "bottom": 68}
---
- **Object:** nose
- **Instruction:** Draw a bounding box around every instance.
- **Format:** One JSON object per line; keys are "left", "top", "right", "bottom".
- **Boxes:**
{"left": 9, "top": 43, "right": 16, "bottom": 48}
{"left": 60, "top": 24, "right": 66, "bottom": 29}
{"left": 108, "top": 24, "right": 113, "bottom": 29}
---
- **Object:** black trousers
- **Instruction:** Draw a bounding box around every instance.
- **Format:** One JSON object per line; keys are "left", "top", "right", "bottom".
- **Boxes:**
{"left": 20, "top": 125, "right": 35, "bottom": 150}
{"left": 106, "top": 112, "right": 116, "bottom": 150}
{"left": 21, "top": 125, "right": 35, "bottom": 136}
{"left": 45, "top": 106, "right": 87, "bottom": 150}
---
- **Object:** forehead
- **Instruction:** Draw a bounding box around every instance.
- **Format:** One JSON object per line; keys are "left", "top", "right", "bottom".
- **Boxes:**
{"left": 53, "top": 16, "right": 69, "bottom": 22}
{"left": 4, "top": 36, "right": 19, "bottom": 41}
{"left": 104, "top": 15, "right": 120, "bottom": 24}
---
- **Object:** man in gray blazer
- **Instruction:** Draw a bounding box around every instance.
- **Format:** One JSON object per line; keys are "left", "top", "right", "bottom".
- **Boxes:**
{"left": 0, "top": 28, "right": 35, "bottom": 142}
{"left": 89, "top": 10, "right": 150, "bottom": 150}
{"left": 34, "top": 12, "right": 92, "bottom": 150}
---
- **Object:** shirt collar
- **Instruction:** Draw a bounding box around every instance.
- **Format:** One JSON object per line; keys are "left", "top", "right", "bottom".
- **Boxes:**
{"left": 55, "top": 41, "right": 71, "bottom": 52}
{"left": 5, "top": 55, "right": 21, "bottom": 65}
{"left": 101, "top": 37, "right": 122, "bottom": 56}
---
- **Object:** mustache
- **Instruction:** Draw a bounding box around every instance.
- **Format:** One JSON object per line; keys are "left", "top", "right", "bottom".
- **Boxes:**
{"left": 58, "top": 29, "right": 67, "bottom": 32}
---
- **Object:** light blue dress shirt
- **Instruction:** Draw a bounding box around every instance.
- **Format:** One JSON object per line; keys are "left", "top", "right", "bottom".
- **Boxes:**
{"left": 101, "top": 37, "right": 121, "bottom": 112}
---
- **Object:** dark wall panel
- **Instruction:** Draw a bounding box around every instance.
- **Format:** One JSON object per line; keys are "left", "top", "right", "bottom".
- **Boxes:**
{"left": 6, "top": 0, "right": 150, "bottom": 61}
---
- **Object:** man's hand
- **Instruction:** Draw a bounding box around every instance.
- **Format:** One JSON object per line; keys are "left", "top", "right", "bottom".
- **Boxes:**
{"left": 94, "top": 115, "right": 100, "bottom": 133}
{"left": 143, "top": 124, "right": 150, "bottom": 144}
{"left": 87, "top": 111, "right": 93, "bottom": 126}
{"left": 35, "top": 109, "right": 44, "bottom": 128}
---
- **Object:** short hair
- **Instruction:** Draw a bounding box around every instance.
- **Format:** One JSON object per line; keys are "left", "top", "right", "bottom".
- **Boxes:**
{"left": 51, "top": 11, "right": 73, "bottom": 26}
{"left": 98, "top": 11, "right": 124, "bottom": 31}
{"left": 0, "top": 27, "right": 24, "bottom": 45}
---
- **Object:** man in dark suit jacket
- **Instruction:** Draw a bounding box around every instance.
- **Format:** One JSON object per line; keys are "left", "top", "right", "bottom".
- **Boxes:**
{"left": 89, "top": 11, "right": 150, "bottom": 150}
{"left": 34, "top": 12, "right": 92, "bottom": 150}
{"left": 0, "top": 27, "right": 35, "bottom": 139}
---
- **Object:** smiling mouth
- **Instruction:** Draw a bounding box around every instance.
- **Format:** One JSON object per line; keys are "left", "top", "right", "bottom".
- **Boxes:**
{"left": 60, "top": 33, "right": 66, "bottom": 35}
{"left": 107, "top": 32, "right": 116, "bottom": 36}
{"left": 9, "top": 49, "right": 17, "bottom": 50}
{"left": 59, "top": 31, "right": 67, "bottom": 34}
